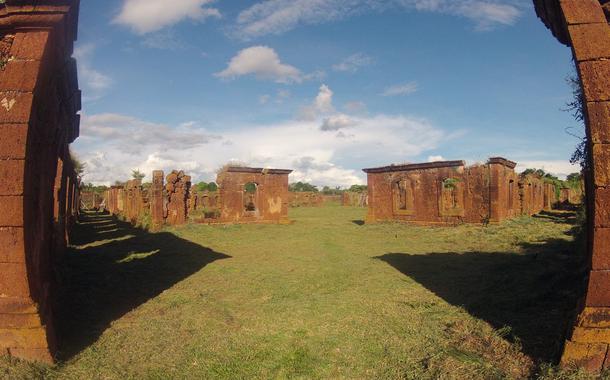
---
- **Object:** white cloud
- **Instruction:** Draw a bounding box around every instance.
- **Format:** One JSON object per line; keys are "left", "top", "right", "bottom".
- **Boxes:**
{"left": 320, "top": 114, "right": 358, "bottom": 131}
{"left": 233, "top": 0, "right": 523, "bottom": 39}
{"left": 299, "top": 84, "right": 335, "bottom": 120}
{"left": 515, "top": 160, "right": 580, "bottom": 180}
{"left": 73, "top": 44, "right": 113, "bottom": 102}
{"left": 428, "top": 155, "right": 445, "bottom": 162}
{"left": 381, "top": 81, "right": 418, "bottom": 96}
{"left": 332, "top": 53, "right": 374, "bottom": 73}
{"left": 72, "top": 110, "right": 445, "bottom": 187}
{"left": 215, "top": 46, "right": 304, "bottom": 84}
{"left": 114, "top": 0, "right": 221, "bottom": 34}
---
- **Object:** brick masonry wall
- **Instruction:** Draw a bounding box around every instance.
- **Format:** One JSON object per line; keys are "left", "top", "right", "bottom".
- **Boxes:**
{"left": 535, "top": 0, "right": 610, "bottom": 372}
{"left": 217, "top": 168, "right": 291, "bottom": 224}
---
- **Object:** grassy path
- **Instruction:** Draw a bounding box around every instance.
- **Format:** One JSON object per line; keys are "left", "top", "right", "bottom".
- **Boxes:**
{"left": 1, "top": 205, "right": 588, "bottom": 379}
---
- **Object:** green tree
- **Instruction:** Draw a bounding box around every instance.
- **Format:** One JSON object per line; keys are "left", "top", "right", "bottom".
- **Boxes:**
{"left": 131, "top": 169, "right": 145, "bottom": 181}
{"left": 348, "top": 184, "right": 367, "bottom": 193}
{"left": 289, "top": 181, "right": 318, "bottom": 192}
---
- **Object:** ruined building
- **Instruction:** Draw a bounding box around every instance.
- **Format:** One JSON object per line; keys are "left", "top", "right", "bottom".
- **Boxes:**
{"left": 217, "top": 167, "right": 292, "bottom": 224}
{"left": 364, "top": 158, "right": 553, "bottom": 225}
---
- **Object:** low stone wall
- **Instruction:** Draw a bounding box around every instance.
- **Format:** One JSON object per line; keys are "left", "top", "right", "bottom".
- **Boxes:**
{"left": 288, "top": 192, "right": 323, "bottom": 207}
{"left": 342, "top": 192, "right": 368, "bottom": 207}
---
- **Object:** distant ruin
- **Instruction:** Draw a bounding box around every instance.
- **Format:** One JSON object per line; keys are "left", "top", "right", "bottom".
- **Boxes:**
{"left": 342, "top": 192, "right": 368, "bottom": 207}
{"left": 288, "top": 192, "right": 324, "bottom": 207}
{"left": 363, "top": 158, "right": 554, "bottom": 225}
{"left": 217, "top": 167, "right": 292, "bottom": 224}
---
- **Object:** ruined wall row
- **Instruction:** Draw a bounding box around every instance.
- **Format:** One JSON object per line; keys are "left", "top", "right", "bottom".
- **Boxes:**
{"left": 0, "top": 0, "right": 80, "bottom": 363}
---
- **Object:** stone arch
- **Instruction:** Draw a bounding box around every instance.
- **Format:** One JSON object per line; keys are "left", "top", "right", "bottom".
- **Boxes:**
{"left": 0, "top": 1, "right": 80, "bottom": 363}
{"left": 534, "top": 0, "right": 610, "bottom": 371}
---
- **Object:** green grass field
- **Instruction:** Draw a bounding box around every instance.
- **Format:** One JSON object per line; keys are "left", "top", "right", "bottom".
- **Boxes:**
{"left": 0, "top": 204, "right": 599, "bottom": 379}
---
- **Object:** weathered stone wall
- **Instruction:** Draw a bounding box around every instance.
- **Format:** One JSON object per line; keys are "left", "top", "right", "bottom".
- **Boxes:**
{"left": 150, "top": 170, "right": 164, "bottom": 229}
{"left": 341, "top": 192, "right": 368, "bottom": 207}
{"left": 289, "top": 192, "right": 324, "bottom": 207}
{"left": 0, "top": 0, "right": 81, "bottom": 363}
{"left": 165, "top": 170, "right": 190, "bottom": 226}
{"left": 519, "top": 174, "right": 554, "bottom": 216}
{"left": 217, "top": 167, "right": 292, "bottom": 224}
{"left": 364, "top": 158, "right": 531, "bottom": 225}
{"left": 123, "top": 179, "right": 143, "bottom": 223}
{"left": 534, "top": 0, "right": 610, "bottom": 371}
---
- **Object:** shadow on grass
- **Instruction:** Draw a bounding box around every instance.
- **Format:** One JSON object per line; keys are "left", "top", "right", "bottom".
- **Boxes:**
{"left": 533, "top": 210, "right": 577, "bottom": 224}
{"left": 374, "top": 236, "right": 587, "bottom": 364}
{"left": 57, "top": 211, "right": 231, "bottom": 360}
{"left": 351, "top": 220, "right": 365, "bottom": 226}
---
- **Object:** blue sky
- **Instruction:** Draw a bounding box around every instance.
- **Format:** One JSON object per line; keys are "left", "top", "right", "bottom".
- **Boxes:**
{"left": 73, "top": 0, "right": 581, "bottom": 187}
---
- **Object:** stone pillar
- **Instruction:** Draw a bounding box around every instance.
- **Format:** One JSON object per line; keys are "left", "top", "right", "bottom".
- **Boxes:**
{"left": 540, "top": 0, "right": 610, "bottom": 372}
{"left": 151, "top": 170, "right": 164, "bottom": 229}
{"left": 0, "top": 1, "right": 80, "bottom": 363}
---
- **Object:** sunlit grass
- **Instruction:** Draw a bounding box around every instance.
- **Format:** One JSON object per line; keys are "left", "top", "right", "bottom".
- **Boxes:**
{"left": 1, "top": 205, "right": 593, "bottom": 379}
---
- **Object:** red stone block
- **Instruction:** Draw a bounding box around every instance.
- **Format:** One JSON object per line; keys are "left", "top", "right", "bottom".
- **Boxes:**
{"left": 0, "top": 124, "right": 28, "bottom": 159}
{"left": 0, "top": 313, "right": 41, "bottom": 329}
{"left": 0, "top": 227, "right": 24, "bottom": 263}
{"left": 579, "top": 60, "right": 610, "bottom": 102}
{"left": 593, "top": 228, "right": 610, "bottom": 270}
{"left": 7, "top": 347, "right": 52, "bottom": 364}
{"left": 589, "top": 102, "right": 610, "bottom": 144}
{"left": 0, "top": 262, "right": 30, "bottom": 298}
{"left": 0, "top": 92, "right": 33, "bottom": 124}
{"left": 0, "top": 196, "right": 23, "bottom": 227}
{"left": 586, "top": 271, "right": 610, "bottom": 307}
{"left": 9, "top": 31, "right": 49, "bottom": 61}
{"left": 0, "top": 160, "right": 24, "bottom": 195}
{"left": 0, "top": 327, "right": 48, "bottom": 348}
{"left": 560, "top": 0, "right": 608, "bottom": 25}
{"left": 0, "top": 60, "right": 40, "bottom": 91}
{"left": 578, "top": 307, "right": 610, "bottom": 328}
{"left": 593, "top": 144, "right": 610, "bottom": 187}
{"left": 0, "top": 298, "right": 37, "bottom": 314}
{"left": 573, "top": 327, "right": 610, "bottom": 343}
{"left": 561, "top": 340, "right": 608, "bottom": 372}
{"left": 568, "top": 23, "right": 610, "bottom": 61}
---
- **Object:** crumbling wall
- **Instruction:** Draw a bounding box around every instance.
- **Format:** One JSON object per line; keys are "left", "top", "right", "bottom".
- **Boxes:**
{"left": 289, "top": 192, "right": 324, "bottom": 207}
{"left": 0, "top": 0, "right": 81, "bottom": 363}
{"left": 217, "top": 167, "right": 292, "bottom": 224}
{"left": 165, "top": 170, "right": 190, "bottom": 225}
{"left": 123, "top": 179, "right": 143, "bottom": 223}
{"left": 519, "top": 174, "right": 551, "bottom": 216}
{"left": 341, "top": 192, "right": 368, "bottom": 207}
{"left": 364, "top": 158, "right": 529, "bottom": 225}
{"left": 150, "top": 170, "right": 164, "bottom": 229}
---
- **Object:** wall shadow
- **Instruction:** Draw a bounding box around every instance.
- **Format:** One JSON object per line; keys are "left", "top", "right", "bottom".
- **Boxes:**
{"left": 374, "top": 237, "right": 587, "bottom": 364}
{"left": 56, "top": 212, "right": 231, "bottom": 360}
